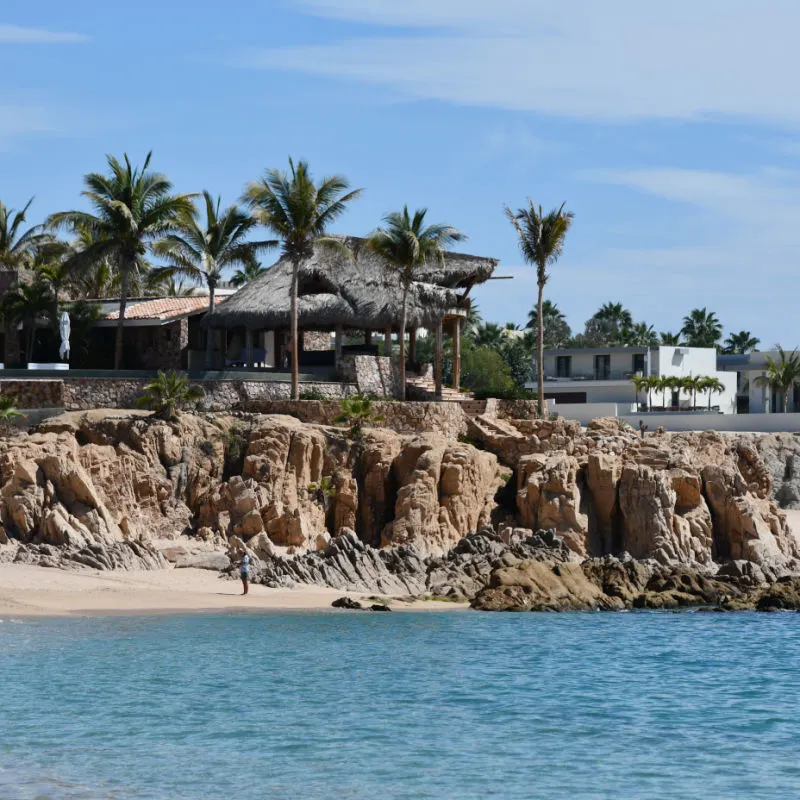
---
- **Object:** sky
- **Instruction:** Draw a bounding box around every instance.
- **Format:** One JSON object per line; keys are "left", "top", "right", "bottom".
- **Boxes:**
{"left": 3, "top": 0, "right": 800, "bottom": 346}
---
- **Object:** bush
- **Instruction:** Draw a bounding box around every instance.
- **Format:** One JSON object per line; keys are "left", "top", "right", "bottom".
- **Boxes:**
{"left": 137, "top": 370, "right": 204, "bottom": 420}
{"left": 334, "top": 395, "right": 384, "bottom": 440}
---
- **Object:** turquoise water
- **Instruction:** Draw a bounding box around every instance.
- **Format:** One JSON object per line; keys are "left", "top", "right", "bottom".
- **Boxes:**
{"left": 1, "top": 611, "right": 800, "bottom": 800}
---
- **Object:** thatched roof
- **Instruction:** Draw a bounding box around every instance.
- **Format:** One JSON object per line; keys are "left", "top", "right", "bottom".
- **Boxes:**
{"left": 208, "top": 236, "right": 498, "bottom": 330}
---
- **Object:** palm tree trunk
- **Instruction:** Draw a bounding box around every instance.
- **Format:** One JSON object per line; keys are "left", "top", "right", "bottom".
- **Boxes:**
{"left": 785, "top": 388, "right": 791, "bottom": 414}
{"left": 707, "top": 390, "right": 711, "bottom": 411}
{"left": 536, "top": 280, "right": 545, "bottom": 418}
{"left": 399, "top": 286, "right": 408, "bottom": 400}
{"left": 26, "top": 322, "right": 35, "bottom": 364}
{"left": 114, "top": 261, "right": 132, "bottom": 370}
{"left": 204, "top": 282, "right": 216, "bottom": 370}
{"left": 290, "top": 259, "right": 299, "bottom": 400}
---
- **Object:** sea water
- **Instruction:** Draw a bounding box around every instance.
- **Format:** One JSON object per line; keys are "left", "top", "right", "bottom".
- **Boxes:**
{"left": 1, "top": 610, "right": 799, "bottom": 800}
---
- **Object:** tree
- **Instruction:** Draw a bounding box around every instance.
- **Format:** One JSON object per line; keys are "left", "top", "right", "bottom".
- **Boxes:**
{"left": 230, "top": 259, "right": 267, "bottom": 287}
{"left": 723, "top": 330, "right": 760, "bottom": 354}
{"left": 754, "top": 347, "right": 800, "bottom": 413}
{"left": 243, "top": 158, "right": 362, "bottom": 399}
{"left": 684, "top": 375, "right": 705, "bottom": 410}
{"left": 366, "top": 206, "right": 464, "bottom": 400}
{"left": 0, "top": 198, "right": 52, "bottom": 271}
{"left": 700, "top": 376, "right": 725, "bottom": 411}
{"left": 505, "top": 200, "right": 574, "bottom": 416}
{"left": 137, "top": 370, "right": 204, "bottom": 420}
{"left": 646, "top": 374, "right": 661, "bottom": 411}
{"left": 681, "top": 307, "right": 723, "bottom": 349}
{"left": 1, "top": 280, "right": 56, "bottom": 362}
{"left": 461, "top": 346, "right": 516, "bottom": 399}
{"left": 593, "top": 302, "right": 633, "bottom": 330}
{"left": 48, "top": 152, "right": 195, "bottom": 369}
{"left": 526, "top": 299, "right": 571, "bottom": 347}
{"left": 631, "top": 374, "right": 649, "bottom": 410}
{"left": 152, "top": 191, "right": 275, "bottom": 369}
{"left": 660, "top": 331, "right": 681, "bottom": 346}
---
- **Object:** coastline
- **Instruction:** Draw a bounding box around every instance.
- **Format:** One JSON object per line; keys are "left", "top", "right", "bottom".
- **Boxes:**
{"left": 0, "top": 564, "right": 468, "bottom": 618}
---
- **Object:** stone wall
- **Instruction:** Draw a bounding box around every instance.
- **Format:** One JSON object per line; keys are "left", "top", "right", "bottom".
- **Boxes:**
{"left": 132, "top": 319, "right": 188, "bottom": 370}
{"left": 340, "top": 354, "right": 402, "bottom": 399}
{"left": 0, "top": 379, "right": 64, "bottom": 408}
{"left": 303, "top": 331, "right": 332, "bottom": 351}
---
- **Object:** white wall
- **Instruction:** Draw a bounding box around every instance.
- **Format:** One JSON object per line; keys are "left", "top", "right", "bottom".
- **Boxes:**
{"left": 619, "top": 412, "right": 800, "bottom": 433}
{"left": 553, "top": 403, "right": 625, "bottom": 424}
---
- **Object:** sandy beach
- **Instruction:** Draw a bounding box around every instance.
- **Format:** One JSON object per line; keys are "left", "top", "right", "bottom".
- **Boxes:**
{"left": 0, "top": 562, "right": 465, "bottom": 618}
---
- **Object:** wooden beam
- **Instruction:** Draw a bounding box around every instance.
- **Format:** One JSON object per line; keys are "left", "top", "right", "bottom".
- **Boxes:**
{"left": 452, "top": 319, "right": 461, "bottom": 391}
{"left": 434, "top": 319, "right": 443, "bottom": 399}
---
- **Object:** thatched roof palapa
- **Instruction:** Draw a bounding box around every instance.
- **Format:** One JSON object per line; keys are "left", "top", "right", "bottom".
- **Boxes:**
{"left": 208, "top": 236, "right": 498, "bottom": 331}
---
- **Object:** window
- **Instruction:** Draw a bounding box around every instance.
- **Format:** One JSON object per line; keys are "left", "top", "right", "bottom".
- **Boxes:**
{"left": 594, "top": 354, "right": 610, "bottom": 379}
{"left": 632, "top": 353, "right": 646, "bottom": 374}
{"left": 556, "top": 356, "right": 572, "bottom": 377}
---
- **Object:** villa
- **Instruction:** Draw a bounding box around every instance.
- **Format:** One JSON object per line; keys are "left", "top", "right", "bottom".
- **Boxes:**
{"left": 717, "top": 350, "right": 800, "bottom": 414}
{"left": 528, "top": 345, "right": 738, "bottom": 416}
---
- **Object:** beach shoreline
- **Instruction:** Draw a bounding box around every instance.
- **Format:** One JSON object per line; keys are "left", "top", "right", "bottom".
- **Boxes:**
{"left": 0, "top": 563, "right": 468, "bottom": 618}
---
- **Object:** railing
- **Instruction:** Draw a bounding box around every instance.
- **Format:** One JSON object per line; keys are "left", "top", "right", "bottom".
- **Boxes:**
{"left": 544, "top": 370, "right": 640, "bottom": 382}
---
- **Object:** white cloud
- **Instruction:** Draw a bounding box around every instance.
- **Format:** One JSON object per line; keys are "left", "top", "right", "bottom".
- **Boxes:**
{"left": 0, "top": 105, "right": 56, "bottom": 147}
{"left": 0, "top": 24, "right": 88, "bottom": 43}
{"left": 241, "top": 0, "right": 800, "bottom": 123}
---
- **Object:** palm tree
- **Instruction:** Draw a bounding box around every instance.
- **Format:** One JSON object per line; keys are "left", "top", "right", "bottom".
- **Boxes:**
{"left": 505, "top": 200, "right": 574, "bottom": 416}
{"left": 48, "top": 152, "right": 195, "bottom": 369}
{"left": 723, "top": 330, "right": 760, "bottom": 354}
{"left": 620, "top": 321, "right": 659, "bottom": 347}
{"left": 754, "top": 347, "right": 800, "bottom": 413}
{"left": 700, "top": 376, "right": 725, "bottom": 411}
{"left": 593, "top": 302, "right": 633, "bottom": 330}
{"left": 1, "top": 280, "right": 56, "bottom": 363}
{"left": 646, "top": 374, "right": 661, "bottom": 411}
{"left": 137, "top": 370, "right": 204, "bottom": 420}
{"left": 681, "top": 307, "right": 723, "bottom": 349}
{"left": 152, "top": 191, "right": 275, "bottom": 369}
{"left": 526, "top": 299, "right": 571, "bottom": 347}
{"left": 464, "top": 300, "right": 482, "bottom": 337}
{"left": 334, "top": 395, "right": 385, "bottom": 440}
{"left": 230, "top": 259, "right": 267, "bottom": 287}
{"left": 0, "top": 198, "right": 52, "bottom": 271}
{"left": 662, "top": 375, "right": 682, "bottom": 410}
{"left": 660, "top": 331, "right": 681, "bottom": 346}
{"left": 631, "top": 374, "right": 648, "bottom": 411}
{"left": 473, "top": 322, "right": 505, "bottom": 349}
{"left": 243, "top": 158, "right": 362, "bottom": 399}
{"left": 365, "top": 207, "right": 464, "bottom": 400}
{"left": 684, "top": 375, "right": 705, "bottom": 410}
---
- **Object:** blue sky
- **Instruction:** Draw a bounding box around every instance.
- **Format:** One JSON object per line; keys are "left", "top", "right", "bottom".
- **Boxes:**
{"left": 3, "top": 0, "right": 800, "bottom": 345}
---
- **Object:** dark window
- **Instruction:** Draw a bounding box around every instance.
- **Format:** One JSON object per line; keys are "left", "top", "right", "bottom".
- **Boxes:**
{"left": 594, "top": 354, "right": 610, "bottom": 379}
{"left": 556, "top": 356, "right": 572, "bottom": 377}
{"left": 632, "top": 353, "right": 645, "bottom": 374}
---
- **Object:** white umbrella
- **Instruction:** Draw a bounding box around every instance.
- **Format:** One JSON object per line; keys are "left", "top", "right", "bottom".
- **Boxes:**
{"left": 59, "top": 311, "right": 71, "bottom": 362}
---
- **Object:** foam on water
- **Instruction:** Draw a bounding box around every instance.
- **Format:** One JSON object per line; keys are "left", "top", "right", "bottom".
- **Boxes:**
{"left": 1, "top": 611, "right": 799, "bottom": 799}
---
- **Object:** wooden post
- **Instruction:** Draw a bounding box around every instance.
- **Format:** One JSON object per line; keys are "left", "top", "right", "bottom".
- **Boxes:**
{"left": 434, "top": 319, "right": 443, "bottom": 399}
{"left": 452, "top": 318, "right": 461, "bottom": 391}
{"left": 384, "top": 327, "right": 392, "bottom": 357}
{"left": 364, "top": 329, "right": 372, "bottom": 347}
{"left": 245, "top": 328, "right": 254, "bottom": 368}
{"left": 408, "top": 328, "right": 417, "bottom": 365}
{"left": 335, "top": 324, "right": 343, "bottom": 369}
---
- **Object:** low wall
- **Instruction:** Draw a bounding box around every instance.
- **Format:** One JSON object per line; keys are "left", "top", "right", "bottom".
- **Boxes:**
{"left": 620, "top": 412, "right": 800, "bottom": 434}
{"left": 339, "top": 354, "right": 402, "bottom": 398}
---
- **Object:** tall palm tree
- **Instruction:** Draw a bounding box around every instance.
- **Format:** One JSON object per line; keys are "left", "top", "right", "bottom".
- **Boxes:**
{"left": 660, "top": 331, "right": 681, "bottom": 346}
{"left": 1, "top": 280, "right": 56, "bottom": 363}
{"left": 473, "top": 322, "right": 505, "bottom": 349}
{"left": 526, "top": 299, "right": 571, "bottom": 347}
{"left": 464, "top": 300, "right": 482, "bottom": 337}
{"left": 684, "top": 375, "right": 705, "bottom": 410}
{"left": 0, "top": 198, "right": 52, "bottom": 271}
{"left": 754, "top": 347, "right": 800, "bottom": 413}
{"left": 230, "top": 259, "right": 267, "bottom": 287}
{"left": 723, "top": 330, "right": 760, "bottom": 354}
{"left": 365, "top": 207, "right": 464, "bottom": 399}
{"left": 505, "top": 200, "right": 574, "bottom": 416}
{"left": 48, "top": 152, "right": 195, "bottom": 369}
{"left": 593, "top": 302, "right": 633, "bottom": 330}
{"left": 681, "top": 307, "right": 723, "bottom": 349}
{"left": 153, "top": 191, "right": 275, "bottom": 369}
{"left": 620, "top": 321, "right": 659, "bottom": 347}
{"left": 700, "top": 376, "right": 725, "bottom": 411}
{"left": 243, "top": 158, "right": 362, "bottom": 399}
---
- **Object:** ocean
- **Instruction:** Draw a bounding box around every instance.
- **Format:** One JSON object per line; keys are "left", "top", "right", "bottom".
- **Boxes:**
{"left": 1, "top": 610, "right": 799, "bottom": 799}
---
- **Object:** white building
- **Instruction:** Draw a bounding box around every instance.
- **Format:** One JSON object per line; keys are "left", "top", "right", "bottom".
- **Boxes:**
{"left": 717, "top": 350, "right": 800, "bottom": 414}
{"left": 527, "top": 345, "right": 738, "bottom": 415}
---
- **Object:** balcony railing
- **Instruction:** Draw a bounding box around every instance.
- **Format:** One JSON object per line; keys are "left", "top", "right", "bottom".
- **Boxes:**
{"left": 544, "top": 370, "right": 642, "bottom": 382}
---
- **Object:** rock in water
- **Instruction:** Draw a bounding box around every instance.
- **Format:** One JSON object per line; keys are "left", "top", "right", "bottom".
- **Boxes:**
{"left": 332, "top": 596, "right": 363, "bottom": 610}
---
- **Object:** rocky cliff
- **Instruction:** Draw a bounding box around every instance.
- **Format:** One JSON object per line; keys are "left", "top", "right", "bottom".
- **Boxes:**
{"left": 1, "top": 410, "right": 798, "bottom": 611}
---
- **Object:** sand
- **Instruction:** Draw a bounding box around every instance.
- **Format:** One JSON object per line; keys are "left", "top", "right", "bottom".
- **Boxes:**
{"left": 0, "top": 563, "right": 466, "bottom": 618}
{"left": 3, "top": 512, "right": 799, "bottom": 618}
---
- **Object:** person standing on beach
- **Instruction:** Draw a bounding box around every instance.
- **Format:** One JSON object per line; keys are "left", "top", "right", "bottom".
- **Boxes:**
{"left": 239, "top": 553, "right": 250, "bottom": 596}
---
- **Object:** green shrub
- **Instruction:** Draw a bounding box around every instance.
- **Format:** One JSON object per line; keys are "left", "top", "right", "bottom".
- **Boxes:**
{"left": 334, "top": 395, "right": 384, "bottom": 440}
{"left": 137, "top": 370, "right": 204, "bottom": 420}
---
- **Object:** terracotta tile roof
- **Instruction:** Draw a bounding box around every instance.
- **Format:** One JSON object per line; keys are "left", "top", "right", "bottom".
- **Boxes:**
{"left": 104, "top": 295, "right": 225, "bottom": 321}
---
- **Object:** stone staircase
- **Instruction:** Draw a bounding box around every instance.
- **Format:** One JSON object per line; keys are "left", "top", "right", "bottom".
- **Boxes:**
{"left": 406, "top": 373, "right": 475, "bottom": 402}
